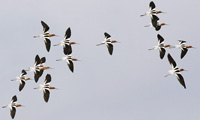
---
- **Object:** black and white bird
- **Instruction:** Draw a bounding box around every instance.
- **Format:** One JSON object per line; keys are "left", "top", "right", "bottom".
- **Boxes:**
{"left": 141, "top": 1, "right": 164, "bottom": 17}
{"left": 26, "top": 55, "right": 41, "bottom": 83}
{"left": 2, "top": 95, "right": 23, "bottom": 119}
{"left": 11, "top": 69, "right": 31, "bottom": 91}
{"left": 165, "top": 53, "right": 186, "bottom": 89}
{"left": 34, "top": 21, "right": 57, "bottom": 52}
{"left": 26, "top": 55, "right": 52, "bottom": 83}
{"left": 56, "top": 54, "right": 78, "bottom": 73}
{"left": 97, "top": 32, "right": 118, "bottom": 55}
{"left": 34, "top": 74, "right": 57, "bottom": 103}
{"left": 171, "top": 40, "right": 194, "bottom": 59}
{"left": 54, "top": 27, "right": 78, "bottom": 55}
{"left": 149, "top": 34, "right": 170, "bottom": 59}
{"left": 145, "top": 15, "right": 167, "bottom": 31}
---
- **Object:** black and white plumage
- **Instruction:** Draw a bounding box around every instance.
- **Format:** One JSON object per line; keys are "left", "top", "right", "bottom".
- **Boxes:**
{"left": 149, "top": 34, "right": 170, "bottom": 59}
{"left": 97, "top": 32, "right": 117, "bottom": 55}
{"left": 11, "top": 69, "right": 31, "bottom": 91}
{"left": 34, "top": 21, "right": 56, "bottom": 52}
{"left": 2, "top": 95, "right": 23, "bottom": 119}
{"left": 26, "top": 55, "right": 50, "bottom": 83}
{"left": 34, "top": 74, "right": 56, "bottom": 103}
{"left": 63, "top": 27, "right": 72, "bottom": 55}
{"left": 144, "top": 15, "right": 167, "bottom": 31}
{"left": 165, "top": 53, "right": 186, "bottom": 89}
{"left": 43, "top": 74, "right": 51, "bottom": 102}
{"left": 141, "top": 1, "right": 163, "bottom": 17}
{"left": 41, "top": 21, "right": 51, "bottom": 52}
{"left": 151, "top": 15, "right": 163, "bottom": 31}
{"left": 56, "top": 54, "right": 78, "bottom": 73}
{"left": 172, "top": 40, "right": 194, "bottom": 59}
{"left": 26, "top": 55, "right": 41, "bottom": 83}
{"left": 54, "top": 27, "right": 77, "bottom": 55}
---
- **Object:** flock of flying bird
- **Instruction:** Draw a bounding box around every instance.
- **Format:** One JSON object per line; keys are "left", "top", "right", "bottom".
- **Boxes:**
{"left": 2, "top": 15, "right": 118, "bottom": 119}
{"left": 141, "top": 1, "right": 194, "bottom": 89}
{"left": 2, "top": 1, "right": 194, "bottom": 119}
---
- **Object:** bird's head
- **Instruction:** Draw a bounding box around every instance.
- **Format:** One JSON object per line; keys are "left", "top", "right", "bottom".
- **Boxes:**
{"left": 16, "top": 104, "right": 23, "bottom": 107}
{"left": 111, "top": 40, "right": 117, "bottom": 43}
{"left": 186, "top": 46, "right": 193, "bottom": 48}
{"left": 48, "top": 34, "right": 57, "bottom": 37}
{"left": 164, "top": 45, "right": 171, "bottom": 48}
{"left": 179, "top": 69, "right": 185, "bottom": 72}
{"left": 40, "top": 67, "right": 53, "bottom": 70}
{"left": 156, "top": 11, "right": 165, "bottom": 14}
{"left": 72, "top": 58, "right": 78, "bottom": 61}
{"left": 69, "top": 41, "right": 78, "bottom": 45}
{"left": 160, "top": 23, "right": 168, "bottom": 26}
{"left": 25, "top": 78, "right": 31, "bottom": 80}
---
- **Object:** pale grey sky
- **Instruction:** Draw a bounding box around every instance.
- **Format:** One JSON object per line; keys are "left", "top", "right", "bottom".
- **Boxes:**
{"left": 1, "top": 0, "right": 200, "bottom": 120}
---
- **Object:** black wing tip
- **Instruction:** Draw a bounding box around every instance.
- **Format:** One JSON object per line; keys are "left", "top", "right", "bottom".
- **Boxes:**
{"left": 149, "top": 1, "right": 155, "bottom": 9}
{"left": 167, "top": 53, "right": 171, "bottom": 57}
{"left": 104, "top": 32, "right": 111, "bottom": 38}
{"left": 12, "top": 95, "right": 17, "bottom": 102}
{"left": 46, "top": 46, "right": 50, "bottom": 52}
{"left": 159, "top": 48, "right": 166, "bottom": 59}
{"left": 35, "top": 79, "right": 39, "bottom": 83}
{"left": 46, "top": 74, "right": 51, "bottom": 79}
{"left": 155, "top": 26, "right": 161, "bottom": 31}
{"left": 19, "top": 87, "right": 23, "bottom": 91}
{"left": 109, "top": 51, "right": 113, "bottom": 55}
{"left": 70, "top": 69, "right": 74, "bottom": 72}
{"left": 36, "top": 54, "right": 39, "bottom": 58}
{"left": 68, "top": 61, "right": 74, "bottom": 73}
{"left": 44, "top": 97, "right": 49, "bottom": 102}
{"left": 19, "top": 88, "right": 22, "bottom": 91}
{"left": 180, "top": 55, "right": 184, "bottom": 59}
{"left": 40, "top": 57, "right": 46, "bottom": 63}
{"left": 44, "top": 90, "right": 50, "bottom": 102}
{"left": 10, "top": 107, "right": 16, "bottom": 119}
{"left": 41, "top": 20, "right": 47, "bottom": 25}
{"left": 45, "top": 74, "right": 52, "bottom": 83}
{"left": 107, "top": 44, "right": 113, "bottom": 55}
{"left": 19, "top": 81, "right": 25, "bottom": 91}
{"left": 157, "top": 34, "right": 163, "bottom": 39}
{"left": 21, "top": 69, "right": 27, "bottom": 75}
{"left": 34, "top": 74, "right": 40, "bottom": 83}
{"left": 69, "top": 66, "right": 74, "bottom": 72}
{"left": 180, "top": 48, "right": 188, "bottom": 59}
{"left": 45, "top": 39, "right": 51, "bottom": 52}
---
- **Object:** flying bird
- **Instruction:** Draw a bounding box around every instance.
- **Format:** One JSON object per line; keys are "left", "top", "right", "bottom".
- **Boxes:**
{"left": 165, "top": 53, "right": 186, "bottom": 89}
{"left": 149, "top": 34, "right": 170, "bottom": 59}
{"left": 2, "top": 95, "right": 23, "bottom": 119}
{"left": 26, "top": 55, "right": 52, "bottom": 83}
{"left": 56, "top": 54, "right": 78, "bottom": 72}
{"left": 26, "top": 55, "right": 41, "bottom": 82}
{"left": 97, "top": 32, "right": 118, "bottom": 55}
{"left": 141, "top": 1, "right": 164, "bottom": 17}
{"left": 145, "top": 15, "right": 167, "bottom": 31}
{"left": 171, "top": 40, "right": 194, "bottom": 59}
{"left": 37, "top": 56, "right": 53, "bottom": 77}
{"left": 11, "top": 69, "right": 31, "bottom": 91}
{"left": 54, "top": 27, "right": 78, "bottom": 55}
{"left": 34, "top": 74, "right": 57, "bottom": 103}
{"left": 33, "top": 21, "right": 57, "bottom": 52}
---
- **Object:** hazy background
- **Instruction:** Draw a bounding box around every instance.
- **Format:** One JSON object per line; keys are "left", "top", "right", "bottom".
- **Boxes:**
{"left": 1, "top": 0, "right": 200, "bottom": 120}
